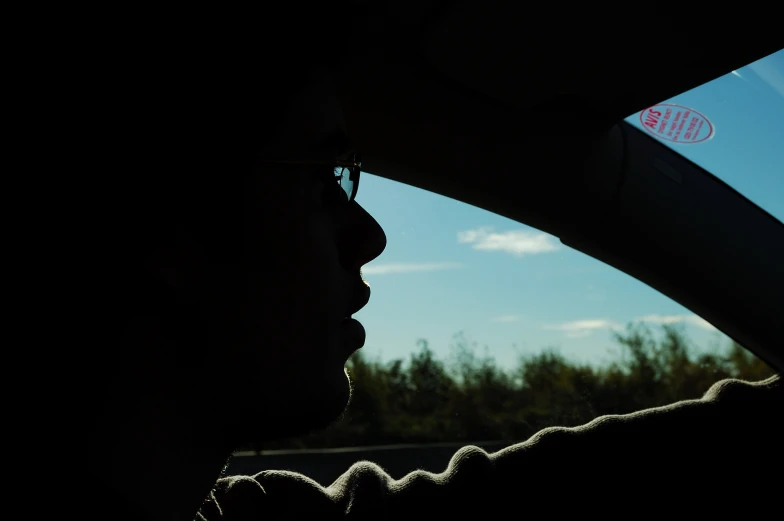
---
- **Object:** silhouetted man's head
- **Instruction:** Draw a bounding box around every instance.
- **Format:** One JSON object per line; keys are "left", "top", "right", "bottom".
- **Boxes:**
{"left": 82, "top": 26, "right": 386, "bottom": 452}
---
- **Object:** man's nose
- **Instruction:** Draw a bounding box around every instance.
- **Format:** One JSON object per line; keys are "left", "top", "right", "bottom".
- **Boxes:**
{"left": 338, "top": 201, "right": 387, "bottom": 272}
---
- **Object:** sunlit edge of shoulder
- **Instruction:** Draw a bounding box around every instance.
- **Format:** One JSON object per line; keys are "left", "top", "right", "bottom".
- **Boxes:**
{"left": 327, "top": 375, "right": 783, "bottom": 492}
{"left": 491, "top": 374, "right": 781, "bottom": 460}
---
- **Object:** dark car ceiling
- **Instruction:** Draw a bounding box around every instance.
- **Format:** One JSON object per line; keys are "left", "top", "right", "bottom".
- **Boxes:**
{"left": 347, "top": 1, "right": 781, "bottom": 127}
{"left": 335, "top": 1, "right": 783, "bottom": 369}
{"left": 424, "top": 4, "right": 779, "bottom": 125}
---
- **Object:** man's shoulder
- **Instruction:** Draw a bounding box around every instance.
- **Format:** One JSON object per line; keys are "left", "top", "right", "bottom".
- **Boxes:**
{"left": 492, "top": 374, "right": 781, "bottom": 461}
{"left": 201, "top": 376, "right": 782, "bottom": 519}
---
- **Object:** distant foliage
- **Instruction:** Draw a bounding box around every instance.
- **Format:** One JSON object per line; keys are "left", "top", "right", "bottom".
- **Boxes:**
{"left": 260, "top": 323, "right": 775, "bottom": 450}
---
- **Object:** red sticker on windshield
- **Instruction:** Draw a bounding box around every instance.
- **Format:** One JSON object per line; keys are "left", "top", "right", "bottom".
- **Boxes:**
{"left": 639, "top": 104, "right": 714, "bottom": 144}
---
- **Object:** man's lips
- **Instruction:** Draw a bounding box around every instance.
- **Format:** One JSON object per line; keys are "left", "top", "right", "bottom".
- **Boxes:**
{"left": 339, "top": 277, "right": 370, "bottom": 351}
{"left": 340, "top": 317, "right": 366, "bottom": 350}
{"left": 346, "top": 281, "right": 371, "bottom": 317}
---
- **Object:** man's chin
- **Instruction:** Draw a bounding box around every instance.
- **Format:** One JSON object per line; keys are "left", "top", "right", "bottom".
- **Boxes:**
{"left": 297, "top": 370, "right": 352, "bottom": 431}
{"left": 233, "top": 368, "right": 351, "bottom": 445}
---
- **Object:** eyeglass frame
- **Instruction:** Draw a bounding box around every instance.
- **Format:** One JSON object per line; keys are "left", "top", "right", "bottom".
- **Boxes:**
{"left": 259, "top": 151, "right": 362, "bottom": 203}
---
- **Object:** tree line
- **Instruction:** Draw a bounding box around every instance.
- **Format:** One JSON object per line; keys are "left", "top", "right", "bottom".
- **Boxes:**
{"left": 257, "top": 322, "right": 775, "bottom": 450}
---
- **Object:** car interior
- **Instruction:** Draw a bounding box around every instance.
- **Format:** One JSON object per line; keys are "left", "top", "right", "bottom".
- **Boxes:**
{"left": 20, "top": 5, "right": 781, "bottom": 518}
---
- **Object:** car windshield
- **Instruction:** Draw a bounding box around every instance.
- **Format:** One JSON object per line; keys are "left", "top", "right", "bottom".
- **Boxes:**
{"left": 624, "top": 49, "right": 784, "bottom": 224}
{"left": 228, "top": 48, "right": 779, "bottom": 483}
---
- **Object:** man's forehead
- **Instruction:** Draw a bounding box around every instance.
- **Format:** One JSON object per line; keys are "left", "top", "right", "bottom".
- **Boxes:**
{"left": 264, "top": 73, "right": 351, "bottom": 160}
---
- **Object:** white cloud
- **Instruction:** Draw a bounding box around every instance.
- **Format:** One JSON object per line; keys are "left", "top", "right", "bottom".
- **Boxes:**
{"left": 361, "top": 262, "right": 463, "bottom": 275}
{"left": 457, "top": 227, "right": 559, "bottom": 257}
{"left": 492, "top": 315, "right": 522, "bottom": 323}
{"left": 544, "top": 314, "right": 718, "bottom": 339}
{"left": 634, "top": 314, "right": 717, "bottom": 331}
{"left": 544, "top": 319, "right": 623, "bottom": 338}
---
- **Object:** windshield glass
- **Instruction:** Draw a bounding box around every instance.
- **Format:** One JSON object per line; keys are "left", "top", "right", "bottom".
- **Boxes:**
{"left": 229, "top": 50, "right": 779, "bottom": 480}
{"left": 624, "top": 49, "right": 784, "bottom": 223}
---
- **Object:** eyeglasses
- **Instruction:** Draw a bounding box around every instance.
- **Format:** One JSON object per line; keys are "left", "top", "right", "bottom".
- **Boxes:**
{"left": 260, "top": 151, "right": 361, "bottom": 203}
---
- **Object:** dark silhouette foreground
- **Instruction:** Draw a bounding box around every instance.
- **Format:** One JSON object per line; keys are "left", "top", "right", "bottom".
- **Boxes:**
{"left": 199, "top": 376, "right": 781, "bottom": 519}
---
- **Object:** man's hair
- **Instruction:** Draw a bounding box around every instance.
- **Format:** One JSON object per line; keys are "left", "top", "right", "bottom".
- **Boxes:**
{"left": 63, "top": 7, "right": 358, "bottom": 392}
{"left": 91, "top": 7, "right": 358, "bottom": 279}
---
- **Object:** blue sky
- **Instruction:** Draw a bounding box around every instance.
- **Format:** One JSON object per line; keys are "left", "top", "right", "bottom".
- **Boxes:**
{"left": 353, "top": 50, "right": 784, "bottom": 371}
